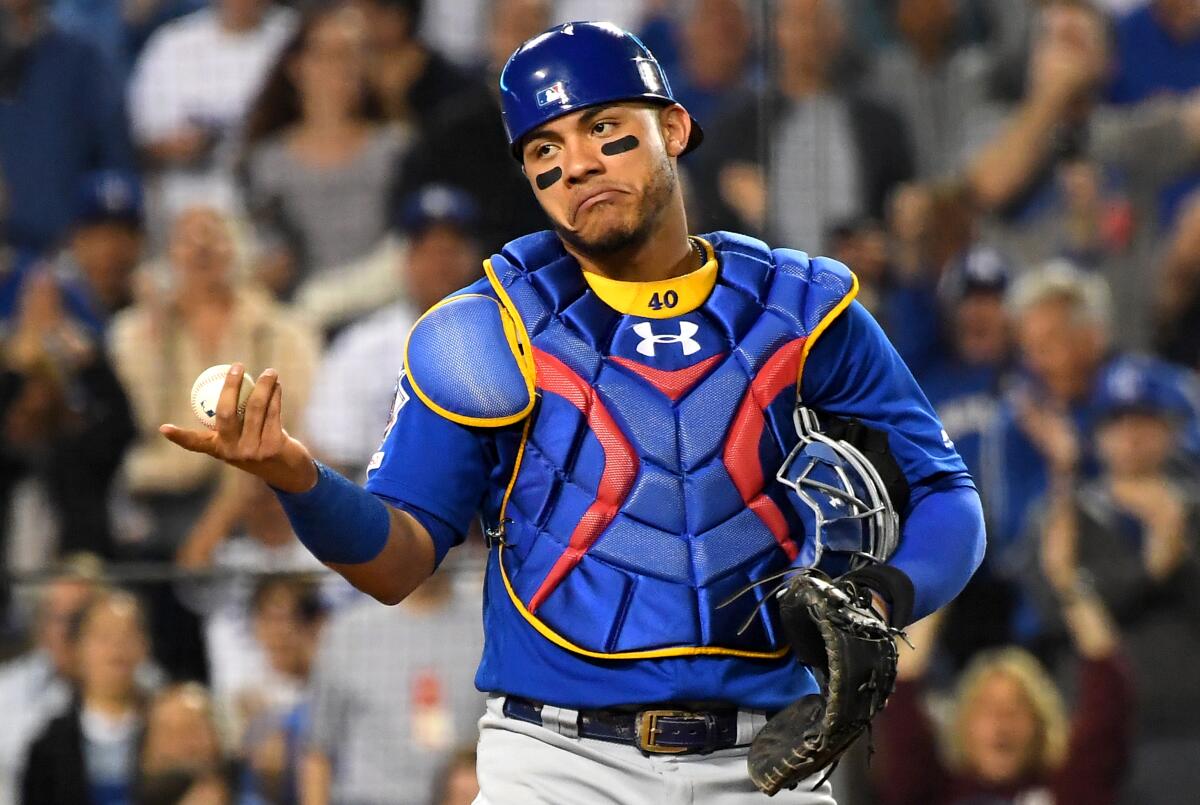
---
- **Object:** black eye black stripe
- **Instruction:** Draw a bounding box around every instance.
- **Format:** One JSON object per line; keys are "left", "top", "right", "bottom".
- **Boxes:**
{"left": 602, "top": 135, "right": 639, "bottom": 156}
{"left": 536, "top": 167, "right": 563, "bottom": 190}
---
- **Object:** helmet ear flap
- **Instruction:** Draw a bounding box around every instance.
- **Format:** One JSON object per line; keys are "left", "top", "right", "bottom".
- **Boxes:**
{"left": 776, "top": 407, "right": 902, "bottom": 573}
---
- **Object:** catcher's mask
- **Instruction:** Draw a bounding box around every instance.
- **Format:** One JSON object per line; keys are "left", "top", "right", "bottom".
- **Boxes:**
{"left": 776, "top": 406, "right": 903, "bottom": 572}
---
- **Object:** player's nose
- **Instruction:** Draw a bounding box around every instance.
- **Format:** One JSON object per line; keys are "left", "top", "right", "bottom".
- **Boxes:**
{"left": 562, "top": 141, "right": 605, "bottom": 186}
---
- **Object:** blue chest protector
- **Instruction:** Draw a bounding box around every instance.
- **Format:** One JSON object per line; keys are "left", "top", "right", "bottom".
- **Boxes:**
{"left": 405, "top": 231, "right": 857, "bottom": 659}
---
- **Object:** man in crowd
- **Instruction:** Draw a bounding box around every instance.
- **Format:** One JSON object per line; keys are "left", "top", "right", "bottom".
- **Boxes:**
{"left": 129, "top": 0, "right": 296, "bottom": 230}
{"left": 0, "top": 0, "right": 134, "bottom": 253}
{"left": 696, "top": 0, "right": 914, "bottom": 244}
{"left": 304, "top": 185, "right": 485, "bottom": 478}
{"left": 0, "top": 562, "right": 97, "bottom": 805}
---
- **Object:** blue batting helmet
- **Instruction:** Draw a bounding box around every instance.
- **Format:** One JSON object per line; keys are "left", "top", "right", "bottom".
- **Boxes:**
{"left": 498, "top": 21, "right": 703, "bottom": 160}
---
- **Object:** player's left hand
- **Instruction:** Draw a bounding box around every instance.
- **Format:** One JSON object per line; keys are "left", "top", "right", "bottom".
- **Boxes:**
{"left": 747, "top": 570, "right": 901, "bottom": 796}
{"left": 159, "top": 363, "right": 318, "bottom": 493}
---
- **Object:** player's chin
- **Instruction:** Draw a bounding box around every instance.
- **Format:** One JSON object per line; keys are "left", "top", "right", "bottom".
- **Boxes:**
{"left": 564, "top": 214, "right": 643, "bottom": 253}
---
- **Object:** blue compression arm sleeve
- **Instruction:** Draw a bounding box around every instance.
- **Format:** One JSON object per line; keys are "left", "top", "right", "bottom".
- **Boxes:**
{"left": 890, "top": 480, "right": 986, "bottom": 622}
{"left": 274, "top": 462, "right": 390, "bottom": 564}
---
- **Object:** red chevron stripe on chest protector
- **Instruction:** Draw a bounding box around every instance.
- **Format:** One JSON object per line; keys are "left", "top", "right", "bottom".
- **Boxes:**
{"left": 527, "top": 347, "right": 639, "bottom": 613}
{"left": 722, "top": 337, "right": 807, "bottom": 561}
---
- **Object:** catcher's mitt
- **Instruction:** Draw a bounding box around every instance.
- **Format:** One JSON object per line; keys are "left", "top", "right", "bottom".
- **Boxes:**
{"left": 748, "top": 570, "right": 902, "bottom": 796}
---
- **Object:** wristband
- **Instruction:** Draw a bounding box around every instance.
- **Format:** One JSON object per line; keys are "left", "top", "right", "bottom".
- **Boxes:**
{"left": 273, "top": 462, "right": 390, "bottom": 564}
{"left": 843, "top": 564, "right": 916, "bottom": 627}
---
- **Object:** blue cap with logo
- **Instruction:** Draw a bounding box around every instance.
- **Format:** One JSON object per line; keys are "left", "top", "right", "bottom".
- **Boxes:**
{"left": 498, "top": 21, "right": 702, "bottom": 160}
{"left": 939, "top": 246, "right": 1011, "bottom": 305}
{"left": 74, "top": 170, "right": 144, "bottom": 229}
{"left": 397, "top": 184, "right": 480, "bottom": 237}
{"left": 1095, "top": 358, "right": 1198, "bottom": 423}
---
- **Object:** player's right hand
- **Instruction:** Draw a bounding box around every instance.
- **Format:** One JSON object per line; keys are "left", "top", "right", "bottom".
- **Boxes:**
{"left": 159, "top": 363, "right": 318, "bottom": 493}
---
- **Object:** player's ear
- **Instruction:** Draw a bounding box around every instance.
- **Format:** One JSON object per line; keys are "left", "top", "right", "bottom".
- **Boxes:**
{"left": 658, "top": 105, "right": 690, "bottom": 158}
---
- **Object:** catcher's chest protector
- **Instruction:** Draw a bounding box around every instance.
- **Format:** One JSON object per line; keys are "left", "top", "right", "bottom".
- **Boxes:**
{"left": 485, "top": 231, "right": 856, "bottom": 659}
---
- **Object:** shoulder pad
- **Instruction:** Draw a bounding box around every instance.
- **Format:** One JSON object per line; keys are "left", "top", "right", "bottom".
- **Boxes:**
{"left": 769, "top": 251, "right": 858, "bottom": 334}
{"left": 405, "top": 293, "right": 535, "bottom": 427}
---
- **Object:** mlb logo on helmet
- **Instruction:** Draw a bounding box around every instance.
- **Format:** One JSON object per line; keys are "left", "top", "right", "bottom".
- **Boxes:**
{"left": 536, "top": 81, "right": 568, "bottom": 107}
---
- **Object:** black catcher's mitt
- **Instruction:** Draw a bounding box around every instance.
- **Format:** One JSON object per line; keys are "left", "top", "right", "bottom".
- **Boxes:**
{"left": 748, "top": 570, "right": 901, "bottom": 796}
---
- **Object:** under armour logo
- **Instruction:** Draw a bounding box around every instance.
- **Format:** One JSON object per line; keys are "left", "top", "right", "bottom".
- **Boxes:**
{"left": 633, "top": 321, "right": 701, "bottom": 357}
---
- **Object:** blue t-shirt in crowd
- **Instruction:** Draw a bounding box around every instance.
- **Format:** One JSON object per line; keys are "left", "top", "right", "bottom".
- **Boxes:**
{"left": 1107, "top": 5, "right": 1200, "bottom": 225}
{"left": 0, "top": 27, "right": 134, "bottom": 252}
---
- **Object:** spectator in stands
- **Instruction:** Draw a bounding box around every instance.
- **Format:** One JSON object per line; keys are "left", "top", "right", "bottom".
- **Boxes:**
{"left": 873, "top": 578, "right": 1132, "bottom": 805}
{"left": 50, "top": 0, "right": 205, "bottom": 83}
{"left": 1108, "top": 0, "right": 1200, "bottom": 226}
{"left": 966, "top": 0, "right": 1200, "bottom": 346}
{"left": 0, "top": 0, "right": 134, "bottom": 254}
{"left": 0, "top": 560, "right": 98, "bottom": 805}
{"left": 695, "top": 0, "right": 914, "bottom": 245}
{"left": 348, "top": 0, "right": 483, "bottom": 127}
{"left": 987, "top": 263, "right": 1200, "bottom": 613}
{"left": 108, "top": 206, "right": 318, "bottom": 679}
{"left": 241, "top": 4, "right": 412, "bottom": 294}
{"left": 391, "top": 0, "right": 549, "bottom": 254}
{"left": 301, "top": 567, "right": 485, "bottom": 805}
{"left": 176, "top": 478, "right": 340, "bottom": 744}
{"left": 0, "top": 170, "right": 145, "bottom": 340}
{"left": 239, "top": 576, "right": 325, "bottom": 804}
{"left": 866, "top": 0, "right": 994, "bottom": 180}
{"left": 110, "top": 206, "right": 319, "bottom": 556}
{"left": 643, "top": 0, "right": 753, "bottom": 128}
{"left": 0, "top": 268, "right": 137, "bottom": 562}
{"left": 919, "top": 246, "right": 1013, "bottom": 484}
{"left": 1110, "top": 0, "right": 1200, "bottom": 105}
{"left": 136, "top": 683, "right": 232, "bottom": 805}
{"left": 21, "top": 589, "right": 151, "bottom": 805}
{"left": 129, "top": 0, "right": 297, "bottom": 228}
{"left": 1157, "top": 192, "right": 1200, "bottom": 369}
{"left": 1031, "top": 359, "right": 1200, "bottom": 805}
{"left": 304, "top": 185, "right": 484, "bottom": 478}
{"left": 428, "top": 746, "right": 480, "bottom": 805}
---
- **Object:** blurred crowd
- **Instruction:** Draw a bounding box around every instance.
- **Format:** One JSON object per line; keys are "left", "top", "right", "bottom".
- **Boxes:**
{"left": 0, "top": 0, "right": 1199, "bottom": 803}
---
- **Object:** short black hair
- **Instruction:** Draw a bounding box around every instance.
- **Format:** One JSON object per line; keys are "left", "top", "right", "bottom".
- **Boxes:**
{"left": 249, "top": 574, "right": 326, "bottom": 624}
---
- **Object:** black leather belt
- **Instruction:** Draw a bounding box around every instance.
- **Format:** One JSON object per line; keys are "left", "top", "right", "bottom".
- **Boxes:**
{"left": 502, "top": 696, "right": 745, "bottom": 754}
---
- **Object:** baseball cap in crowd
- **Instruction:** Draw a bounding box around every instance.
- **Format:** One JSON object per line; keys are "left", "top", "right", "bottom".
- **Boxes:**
{"left": 938, "top": 246, "right": 1011, "bottom": 306}
{"left": 74, "top": 171, "right": 144, "bottom": 230}
{"left": 1094, "top": 359, "right": 1198, "bottom": 423}
{"left": 396, "top": 185, "right": 480, "bottom": 238}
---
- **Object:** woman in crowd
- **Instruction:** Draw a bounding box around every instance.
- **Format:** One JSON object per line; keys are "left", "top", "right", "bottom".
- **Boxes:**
{"left": 109, "top": 206, "right": 319, "bottom": 555}
{"left": 136, "top": 683, "right": 231, "bottom": 805}
{"left": 21, "top": 590, "right": 151, "bottom": 805}
{"left": 873, "top": 545, "right": 1133, "bottom": 804}
{"left": 108, "top": 205, "right": 319, "bottom": 679}
{"left": 240, "top": 2, "right": 411, "bottom": 296}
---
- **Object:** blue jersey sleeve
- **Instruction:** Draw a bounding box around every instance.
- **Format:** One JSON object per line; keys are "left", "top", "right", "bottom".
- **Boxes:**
{"left": 801, "top": 301, "right": 969, "bottom": 486}
{"left": 802, "top": 301, "right": 984, "bottom": 621}
{"left": 364, "top": 372, "right": 491, "bottom": 565}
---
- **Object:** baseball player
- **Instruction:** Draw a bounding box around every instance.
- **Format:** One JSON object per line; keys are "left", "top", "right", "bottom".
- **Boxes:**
{"left": 162, "top": 22, "right": 987, "bottom": 803}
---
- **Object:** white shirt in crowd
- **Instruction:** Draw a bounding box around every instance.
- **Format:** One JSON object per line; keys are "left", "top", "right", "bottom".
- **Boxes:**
{"left": 128, "top": 5, "right": 297, "bottom": 225}
{"left": 303, "top": 302, "right": 419, "bottom": 476}
{"left": 0, "top": 652, "right": 71, "bottom": 805}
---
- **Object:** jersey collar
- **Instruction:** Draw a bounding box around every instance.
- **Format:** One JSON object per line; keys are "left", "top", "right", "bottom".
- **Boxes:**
{"left": 581, "top": 237, "right": 717, "bottom": 319}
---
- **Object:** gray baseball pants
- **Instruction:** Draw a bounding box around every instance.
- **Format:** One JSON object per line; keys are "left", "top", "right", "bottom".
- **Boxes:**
{"left": 471, "top": 697, "right": 838, "bottom": 805}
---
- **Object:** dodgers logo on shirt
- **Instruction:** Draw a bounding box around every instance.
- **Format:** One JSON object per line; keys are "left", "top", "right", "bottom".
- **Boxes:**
{"left": 536, "top": 81, "right": 569, "bottom": 107}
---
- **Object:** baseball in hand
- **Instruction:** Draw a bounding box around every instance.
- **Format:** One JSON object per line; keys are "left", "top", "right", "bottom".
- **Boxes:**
{"left": 191, "top": 364, "right": 255, "bottom": 430}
